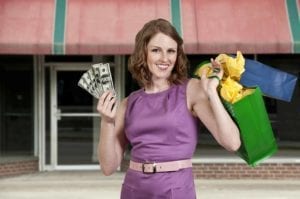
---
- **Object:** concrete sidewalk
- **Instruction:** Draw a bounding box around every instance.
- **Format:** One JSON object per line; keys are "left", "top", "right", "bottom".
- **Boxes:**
{"left": 0, "top": 171, "right": 300, "bottom": 199}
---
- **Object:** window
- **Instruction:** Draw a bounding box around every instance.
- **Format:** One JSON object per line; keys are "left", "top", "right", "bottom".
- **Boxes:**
{"left": 257, "top": 54, "right": 300, "bottom": 146}
{"left": 0, "top": 55, "right": 34, "bottom": 156}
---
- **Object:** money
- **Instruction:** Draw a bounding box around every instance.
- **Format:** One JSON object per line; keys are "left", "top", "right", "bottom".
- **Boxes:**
{"left": 78, "top": 63, "right": 116, "bottom": 99}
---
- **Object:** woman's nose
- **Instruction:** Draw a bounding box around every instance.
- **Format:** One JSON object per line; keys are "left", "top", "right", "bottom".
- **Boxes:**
{"left": 160, "top": 51, "right": 168, "bottom": 62}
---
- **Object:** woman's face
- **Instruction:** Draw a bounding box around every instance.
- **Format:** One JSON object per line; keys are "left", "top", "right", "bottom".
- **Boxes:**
{"left": 146, "top": 32, "right": 178, "bottom": 82}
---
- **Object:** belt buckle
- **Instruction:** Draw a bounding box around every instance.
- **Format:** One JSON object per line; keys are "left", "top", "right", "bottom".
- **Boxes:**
{"left": 142, "top": 162, "right": 157, "bottom": 174}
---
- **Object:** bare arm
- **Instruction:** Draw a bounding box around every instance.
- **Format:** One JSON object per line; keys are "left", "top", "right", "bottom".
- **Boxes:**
{"left": 187, "top": 60, "right": 241, "bottom": 152}
{"left": 97, "top": 91, "right": 128, "bottom": 175}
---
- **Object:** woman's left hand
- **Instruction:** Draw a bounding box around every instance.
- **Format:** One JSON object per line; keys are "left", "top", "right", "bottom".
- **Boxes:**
{"left": 200, "top": 58, "right": 223, "bottom": 94}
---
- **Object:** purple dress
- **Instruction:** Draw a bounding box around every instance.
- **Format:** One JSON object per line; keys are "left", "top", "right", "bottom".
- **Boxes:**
{"left": 122, "top": 80, "right": 199, "bottom": 199}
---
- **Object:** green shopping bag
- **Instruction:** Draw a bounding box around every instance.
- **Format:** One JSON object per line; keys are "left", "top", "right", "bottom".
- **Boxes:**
{"left": 223, "top": 87, "right": 278, "bottom": 167}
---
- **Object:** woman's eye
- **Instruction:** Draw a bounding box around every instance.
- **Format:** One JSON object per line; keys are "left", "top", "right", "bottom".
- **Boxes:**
{"left": 151, "top": 49, "right": 159, "bottom": 53}
{"left": 168, "top": 49, "right": 176, "bottom": 54}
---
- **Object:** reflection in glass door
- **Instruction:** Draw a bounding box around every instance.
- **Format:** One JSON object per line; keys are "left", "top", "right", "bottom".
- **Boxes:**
{"left": 50, "top": 66, "right": 100, "bottom": 169}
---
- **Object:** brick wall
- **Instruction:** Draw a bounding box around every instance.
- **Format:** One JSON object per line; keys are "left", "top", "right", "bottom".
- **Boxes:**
{"left": 192, "top": 163, "right": 300, "bottom": 179}
{"left": 0, "top": 159, "right": 39, "bottom": 177}
{"left": 2, "top": 158, "right": 299, "bottom": 179}
{"left": 121, "top": 160, "right": 300, "bottom": 179}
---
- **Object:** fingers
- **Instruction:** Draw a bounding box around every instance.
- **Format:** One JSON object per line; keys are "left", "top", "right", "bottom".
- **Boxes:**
{"left": 110, "top": 99, "right": 118, "bottom": 115}
{"left": 210, "top": 58, "right": 224, "bottom": 78}
{"left": 97, "top": 91, "right": 117, "bottom": 114}
{"left": 198, "top": 58, "right": 223, "bottom": 88}
{"left": 208, "top": 75, "right": 221, "bottom": 85}
{"left": 97, "top": 91, "right": 118, "bottom": 123}
{"left": 200, "top": 67, "right": 208, "bottom": 80}
{"left": 198, "top": 58, "right": 222, "bottom": 88}
{"left": 103, "top": 92, "right": 114, "bottom": 110}
{"left": 210, "top": 58, "right": 222, "bottom": 71}
{"left": 97, "top": 91, "right": 108, "bottom": 111}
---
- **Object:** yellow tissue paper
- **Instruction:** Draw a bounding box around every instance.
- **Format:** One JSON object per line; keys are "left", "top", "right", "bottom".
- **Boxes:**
{"left": 220, "top": 77, "right": 244, "bottom": 103}
{"left": 216, "top": 51, "right": 245, "bottom": 80}
{"left": 193, "top": 51, "right": 253, "bottom": 103}
{"left": 194, "top": 61, "right": 213, "bottom": 78}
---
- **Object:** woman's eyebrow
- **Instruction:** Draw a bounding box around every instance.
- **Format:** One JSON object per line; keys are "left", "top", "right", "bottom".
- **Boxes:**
{"left": 148, "top": 45, "right": 161, "bottom": 48}
{"left": 149, "top": 45, "right": 176, "bottom": 50}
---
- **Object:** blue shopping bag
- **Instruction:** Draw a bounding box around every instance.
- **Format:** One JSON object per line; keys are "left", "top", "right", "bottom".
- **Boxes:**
{"left": 240, "top": 59, "right": 298, "bottom": 102}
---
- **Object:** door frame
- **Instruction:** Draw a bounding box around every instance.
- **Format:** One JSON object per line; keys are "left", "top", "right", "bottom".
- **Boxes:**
{"left": 44, "top": 63, "right": 99, "bottom": 170}
{"left": 49, "top": 64, "right": 100, "bottom": 170}
{"left": 42, "top": 56, "right": 125, "bottom": 171}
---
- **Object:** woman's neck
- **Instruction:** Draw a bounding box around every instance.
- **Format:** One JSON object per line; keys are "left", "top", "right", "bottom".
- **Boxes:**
{"left": 145, "top": 80, "right": 170, "bottom": 93}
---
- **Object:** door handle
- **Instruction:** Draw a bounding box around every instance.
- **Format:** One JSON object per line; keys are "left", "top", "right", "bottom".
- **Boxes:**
{"left": 56, "top": 108, "right": 61, "bottom": 120}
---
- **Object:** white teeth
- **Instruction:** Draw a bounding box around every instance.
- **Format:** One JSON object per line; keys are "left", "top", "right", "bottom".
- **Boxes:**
{"left": 157, "top": 64, "right": 168, "bottom": 70}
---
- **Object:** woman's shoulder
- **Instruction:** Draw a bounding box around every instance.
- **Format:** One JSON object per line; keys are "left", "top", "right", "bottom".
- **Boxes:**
{"left": 123, "top": 88, "right": 144, "bottom": 108}
{"left": 187, "top": 78, "right": 207, "bottom": 101}
{"left": 187, "top": 78, "right": 201, "bottom": 93}
{"left": 187, "top": 77, "right": 200, "bottom": 86}
{"left": 127, "top": 88, "right": 143, "bottom": 100}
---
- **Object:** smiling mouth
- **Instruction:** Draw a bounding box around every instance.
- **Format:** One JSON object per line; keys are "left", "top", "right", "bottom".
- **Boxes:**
{"left": 156, "top": 64, "right": 169, "bottom": 70}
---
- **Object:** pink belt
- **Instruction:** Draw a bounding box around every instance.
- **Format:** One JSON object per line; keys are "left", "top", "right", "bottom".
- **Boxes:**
{"left": 129, "top": 159, "right": 192, "bottom": 174}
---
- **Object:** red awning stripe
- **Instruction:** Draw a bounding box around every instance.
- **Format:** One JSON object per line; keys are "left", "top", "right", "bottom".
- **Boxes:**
{"left": 65, "top": 0, "right": 170, "bottom": 55}
{"left": 181, "top": 0, "right": 198, "bottom": 53}
{"left": 0, "top": 0, "right": 54, "bottom": 54}
{"left": 182, "top": 0, "right": 293, "bottom": 54}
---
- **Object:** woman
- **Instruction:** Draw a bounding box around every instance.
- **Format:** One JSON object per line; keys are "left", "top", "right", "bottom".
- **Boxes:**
{"left": 97, "top": 18, "right": 241, "bottom": 199}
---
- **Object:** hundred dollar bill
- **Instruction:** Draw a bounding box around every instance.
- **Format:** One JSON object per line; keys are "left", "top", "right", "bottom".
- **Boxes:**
{"left": 78, "top": 63, "right": 115, "bottom": 99}
{"left": 97, "top": 63, "right": 116, "bottom": 96}
{"left": 78, "top": 76, "right": 99, "bottom": 99}
{"left": 86, "top": 68, "right": 101, "bottom": 97}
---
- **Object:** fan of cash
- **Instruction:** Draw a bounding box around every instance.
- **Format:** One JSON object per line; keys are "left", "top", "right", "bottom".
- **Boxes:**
{"left": 78, "top": 63, "right": 116, "bottom": 99}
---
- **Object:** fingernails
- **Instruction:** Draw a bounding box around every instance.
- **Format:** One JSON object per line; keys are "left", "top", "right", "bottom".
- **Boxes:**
{"left": 213, "top": 68, "right": 221, "bottom": 73}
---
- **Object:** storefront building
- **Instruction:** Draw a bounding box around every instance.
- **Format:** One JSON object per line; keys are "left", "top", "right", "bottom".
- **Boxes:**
{"left": 0, "top": 0, "right": 300, "bottom": 178}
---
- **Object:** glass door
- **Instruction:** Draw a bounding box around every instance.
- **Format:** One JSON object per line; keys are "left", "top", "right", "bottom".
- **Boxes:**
{"left": 50, "top": 65, "right": 100, "bottom": 169}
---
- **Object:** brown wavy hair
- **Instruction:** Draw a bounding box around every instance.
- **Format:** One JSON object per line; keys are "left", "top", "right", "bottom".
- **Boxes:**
{"left": 128, "top": 18, "right": 189, "bottom": 88}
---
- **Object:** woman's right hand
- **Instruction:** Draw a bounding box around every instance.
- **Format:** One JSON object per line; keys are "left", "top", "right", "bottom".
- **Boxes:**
{"left": 97, "top": 91, "right": 117, "bottom": 123}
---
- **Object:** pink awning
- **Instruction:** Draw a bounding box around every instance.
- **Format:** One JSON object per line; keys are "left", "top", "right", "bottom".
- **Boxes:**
{"left": 0, "top": 0, "right": 54, "bottom": 54}
{"left": 0, "top": 0, "right": 298, "bottom": 55}
{"left": 65, "top": 0, "right": 170, "bottom": 54}
{"left": 181, "top": 0, "right": 293, "bottom": 54}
